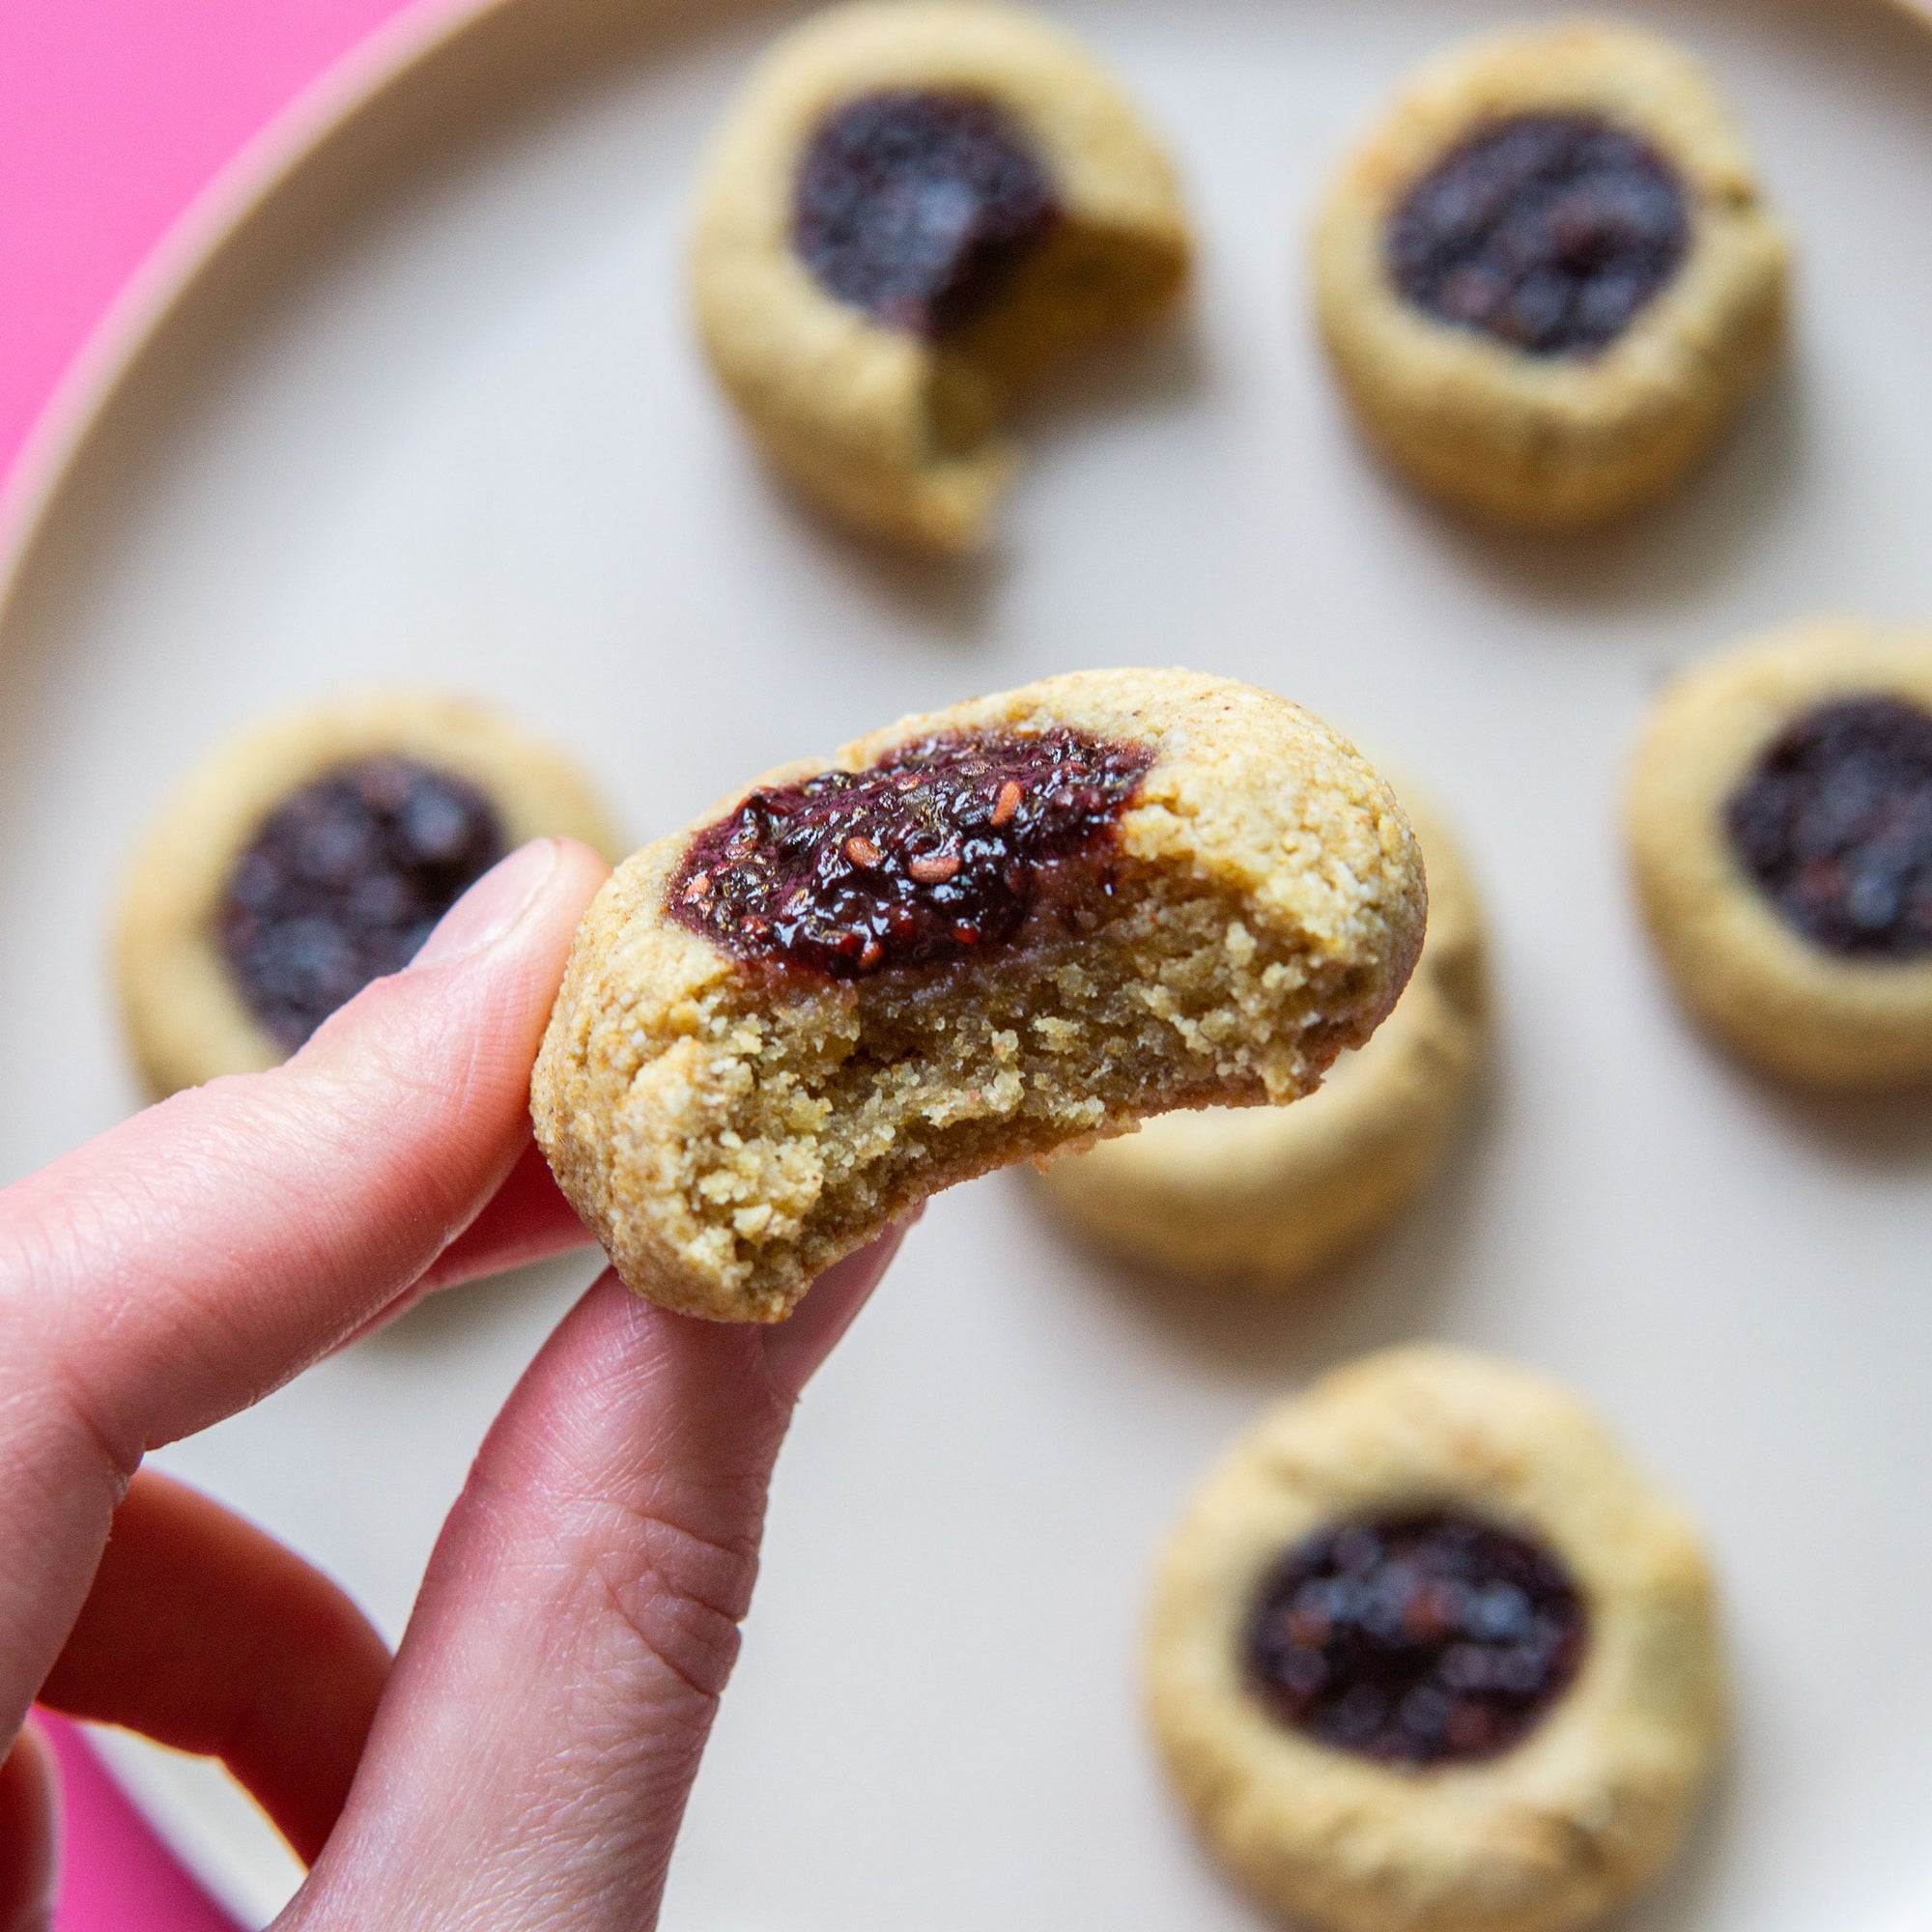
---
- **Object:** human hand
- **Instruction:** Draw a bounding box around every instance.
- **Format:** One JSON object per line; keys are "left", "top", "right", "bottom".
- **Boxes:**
{"left": 0, "top": 838, "right": 908, "bottom": 1931}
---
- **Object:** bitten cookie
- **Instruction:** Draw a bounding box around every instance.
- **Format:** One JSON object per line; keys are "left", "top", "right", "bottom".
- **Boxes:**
{"left": 1628, "top": 618, "right": 1932, "bottom": 1089}
{"left": 1035, "top": 784, "right": 1485, "bottom": 1284}
{"left": 1313, "top": 20, "right": 1789, "bottom": 529}
{"left": 1147, "top": 1347, "right": 1724, "bottom": 1932}
{"left": 116, "top": 693, "right": 620, "bottom": 1098}
{"left": 530, "top": 670, "right": 1424, "bottom": 1322}
{"left": 690, "top": 1, "right": 1190, "bottom": 554}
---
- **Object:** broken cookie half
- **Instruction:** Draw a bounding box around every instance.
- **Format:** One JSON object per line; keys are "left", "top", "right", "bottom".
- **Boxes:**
{"left": 532, "top": 671, "right": 1424, "bottom": 1321}
{"left": 689, "top": 1, "right": 1191, "bottom": 554}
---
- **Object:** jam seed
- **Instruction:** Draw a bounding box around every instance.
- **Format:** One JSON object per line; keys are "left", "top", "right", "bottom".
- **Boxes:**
{"left": 907, "top": 851, "right": 962, "bottom": 885}
{"left": 991, "top": 780, "right": 1023, "bottom": 827}
{"left": 682, "top": 871, "right": 712, "bottom": 902}
{"left": 846, "top": 836, "right": 883, "bottom": 868}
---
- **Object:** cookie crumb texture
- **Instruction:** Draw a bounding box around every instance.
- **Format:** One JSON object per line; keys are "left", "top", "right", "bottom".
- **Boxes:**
{"left": 1147, "top": 1347, "right": 1724, "bottom": 1932}
{"left": 689, "top": 1, "right": 1189, "bottom": 554}
{"left": 1313, "top": 20, "right": 1789, "bottom": 530}
{"left": 531, "top": 671, "right": 1423, "bottom": 1322}
{"left": 1034, "top": 785, "right": 1484, "bottom": 1286}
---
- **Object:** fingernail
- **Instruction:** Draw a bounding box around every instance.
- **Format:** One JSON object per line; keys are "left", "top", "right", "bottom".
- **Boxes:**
{"left": 410, "top": 838, "right": 559, "bottom": 971}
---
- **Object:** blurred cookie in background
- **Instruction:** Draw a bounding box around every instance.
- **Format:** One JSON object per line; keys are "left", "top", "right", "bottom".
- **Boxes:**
{"left": 1146, "top": 1346, "right": 1725, "bottom": 1932}
{"left": 1035, "top": 782, "right": 1485, "bottom": 1286}
{"left": 116, "top": 692, "right": 621, "bottom": 1097}
{"left": 689, "top": 0, "right": 1190, "bottom": 554}
{"left": 1629, "top": 617, "right": 1932, "bottom": 1090}
{"left": 1312, "top": 19, "right": 1789, "bottom": 530}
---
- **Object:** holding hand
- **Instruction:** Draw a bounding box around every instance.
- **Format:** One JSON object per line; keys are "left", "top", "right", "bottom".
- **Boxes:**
{"left": 0, "top": 838, "right": 904, "bottom": 1931}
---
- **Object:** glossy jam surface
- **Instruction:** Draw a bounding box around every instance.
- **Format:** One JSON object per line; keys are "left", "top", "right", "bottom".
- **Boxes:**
{"left": 1725, "top": 695, "right": 1932, "bottom": 958}
{"left": 792, "top": 89, "right": 1060, "bottom": 335}
{"left": 1244, "top": 1512, "right": 1587, "bottom": 1767}
{"left": 668, "top": 728, "right": 1153, "bottom": 979}
{"left": 1387, "top": 112, "right": 1689, "bottom": 356}
{"left": 220, "top": 756, "right": 505, "bottom": 1049}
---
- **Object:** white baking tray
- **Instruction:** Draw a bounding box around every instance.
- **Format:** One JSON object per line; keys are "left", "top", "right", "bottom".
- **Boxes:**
{"left": 5, "top": 0, "right": 1932, "bottom": 1922}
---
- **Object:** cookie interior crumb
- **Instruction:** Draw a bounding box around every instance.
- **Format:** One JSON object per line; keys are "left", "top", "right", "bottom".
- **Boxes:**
{"left": 658, "top": 868, "right": 1375, "bottom": 1314}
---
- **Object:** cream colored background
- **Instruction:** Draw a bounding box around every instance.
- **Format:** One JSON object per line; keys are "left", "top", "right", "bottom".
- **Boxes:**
{"left": 4, "top": 0, "right": 1932, "bottom": 1922}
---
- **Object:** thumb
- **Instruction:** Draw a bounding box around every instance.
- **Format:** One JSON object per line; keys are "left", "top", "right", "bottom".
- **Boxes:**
{"left": 283, "top": 1231, "right": 907, "bottom": 1931}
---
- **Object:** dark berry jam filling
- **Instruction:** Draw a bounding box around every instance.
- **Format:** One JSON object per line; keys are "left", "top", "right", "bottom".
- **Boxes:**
{"left": 219, "top": 755, "right": 506, "bottom": 1050}
{"left": 1387, "top": 112, "right": 1690, "bottom": 357}
{"left": 1244, "top": 1512, "right": 1587, "bottom": 1767}
{"left": 668, "top": 728, "right": 1153, "bottom": 979}
{"left": 792, "top": 89, "right": 1060, "bottom": 336}
{"left": 1725, "top": 695, "right": 1932, "bottom": 959}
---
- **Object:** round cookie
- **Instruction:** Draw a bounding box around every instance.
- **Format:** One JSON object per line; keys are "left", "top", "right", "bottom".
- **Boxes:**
{"left": 1628, "top": 618, "right": 1932, "bottom": 1089}
{"left": 690, "top": 1, "right": 1190, "bottom": 554}
{"left": 530, "top": 669, "right": 1425, "bottom": 1322}
{"left": 1035, "top": 785, "right": 1485, "bottom": 1284}
{"left": 1147, "top": 1346, "right": 1724, "bottom": 1932}
{"left": 117, "top": 693, "right": 621, "bottom": 1098}
{"left": 1313, "top": 20, "right": 1790, "bottom": 530}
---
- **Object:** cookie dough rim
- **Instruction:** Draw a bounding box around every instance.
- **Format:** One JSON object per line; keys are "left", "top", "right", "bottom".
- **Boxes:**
{"left": 116, "top": 691, "right": 622, "bottom": 1099}
{"left": 1034, "top": 783, "right": 1488, "bottom": 1286}
{"left": 1145, "top": 1345, "right": 1724, "bottom": 1932}
{"left": 1628, "top": 617, "right": 1932, "bottom": 1089}
{"left": 689, "top": 0, "right": 1191, "bottom": 554}
{"left": 1312, "top": 18, "right": 1791, "bottom": 530}
{"left": 530, "top": 668, "right": 1427, "bottom": 1322}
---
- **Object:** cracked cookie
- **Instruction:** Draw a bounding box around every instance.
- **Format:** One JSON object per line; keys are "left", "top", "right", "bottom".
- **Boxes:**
{"left": 690, "top": 1, "right": 1190, "bottom": 554}
{"left": 1629, "top": 618, "right": 1932, "bottom": 1088}
{"left": 1147, "top": 1346, "right": 1724, "bottom": 1932}
{"left": 1036, "top": 783, "right": 1486, "bottom": 1285}
{"left": 1313, "top": 20, "right": 1789, "bottom": 529}
{"left": 116, "top": 693, "right": 620, "bottom": 1097}
{"left": 529, "top": 669, "right": 1424, "bottom": 1321}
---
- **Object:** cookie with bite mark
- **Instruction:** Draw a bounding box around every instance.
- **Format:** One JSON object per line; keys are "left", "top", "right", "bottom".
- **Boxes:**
{"left": 530, "top": 670, "right": 1424, "bottom": 1321}
{"left": 690, "top": 1, "right": 1190, "bottom": 554}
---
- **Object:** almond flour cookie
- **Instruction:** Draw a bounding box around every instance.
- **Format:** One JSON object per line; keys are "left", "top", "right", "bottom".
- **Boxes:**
{"left": 1628, "top": 619, "right": 1932, "bottom": 1089}
{"left": 1035, "top": 784, "right": 1485, "bottom": 1285}
{"left": 1313, "top": 21, "right": 1790, "bottom": 530}
{"left": 530, "top": 670, "right": 1424, "bottom": 1322}
{"left": 117, "top": 694, "right": 620, "bottom": 1098}
{"left": 690, "top": 1, "right": 1190, "bottom": 554}
{"left": 1147, "top": 1347, "right": 1724, "bottom": 1932}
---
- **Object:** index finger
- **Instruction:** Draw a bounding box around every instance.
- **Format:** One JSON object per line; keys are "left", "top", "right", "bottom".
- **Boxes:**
{"left": 0, "top": 836, "right": 606, "bottom": 1745}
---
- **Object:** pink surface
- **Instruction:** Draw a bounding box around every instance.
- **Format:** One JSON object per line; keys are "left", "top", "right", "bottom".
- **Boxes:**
{"left": 2, "top": 6, "right": 432, "bottom": 1922}
{"left": 43, "top": 1719, "right": 235, "bottom": 1932}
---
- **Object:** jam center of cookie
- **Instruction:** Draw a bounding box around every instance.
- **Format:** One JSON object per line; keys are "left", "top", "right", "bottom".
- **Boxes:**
{"left": 669, "top": 728, "right": 1153, "bottom": 979}
{"left": 220, "top": 755, "right": 507, "bottom": 1050}
{"left": 1387, "top": 112, "right": 1690, "bottom": 357}
{"left": 793, "top": 89, "right": 1061, "bottom": 336}
{"left": 1244, "top": 1511, "right": 1587, "bottom": 1767}
{"left": 1725, "top": 695, "right": 1932, "bottom": 959}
